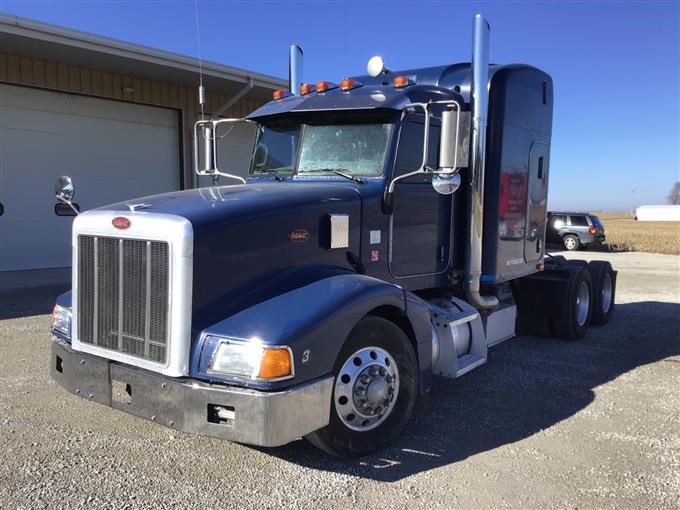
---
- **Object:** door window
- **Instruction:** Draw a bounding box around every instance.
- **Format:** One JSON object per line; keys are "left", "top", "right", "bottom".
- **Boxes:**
{"left": 389, "top": 115, "right": 450, "bottom": 278}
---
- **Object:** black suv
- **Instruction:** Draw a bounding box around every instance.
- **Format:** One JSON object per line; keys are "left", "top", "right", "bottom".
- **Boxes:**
{"left": 546, "top": 212, "right": 606, "bottom": 251}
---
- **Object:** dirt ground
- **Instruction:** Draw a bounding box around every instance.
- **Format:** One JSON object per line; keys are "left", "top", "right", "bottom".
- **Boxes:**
{"left": 1, "top": 251, "right": 678, "bottom": 509}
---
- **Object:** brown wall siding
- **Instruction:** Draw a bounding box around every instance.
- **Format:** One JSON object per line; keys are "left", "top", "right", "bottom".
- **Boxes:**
{"left": 0, "top": 51, "right": 265, "bottom": 189}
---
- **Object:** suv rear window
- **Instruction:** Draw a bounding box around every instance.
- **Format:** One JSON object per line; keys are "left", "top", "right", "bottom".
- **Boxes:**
{"left": 570, "top": 215, "right": 589, "bottom": 227}
{"left": 590, "top": 215, "right": 603, "bottom": 227}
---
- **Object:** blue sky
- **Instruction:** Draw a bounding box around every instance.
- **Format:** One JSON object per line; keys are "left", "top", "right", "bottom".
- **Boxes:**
{"left": 2, "top": 0, "right": 678, "bottom": 211}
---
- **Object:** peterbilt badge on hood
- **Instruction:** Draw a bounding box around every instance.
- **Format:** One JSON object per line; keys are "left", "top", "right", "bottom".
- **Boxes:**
{"left": 112, "top": 216, "right": 131, "bottom": 230}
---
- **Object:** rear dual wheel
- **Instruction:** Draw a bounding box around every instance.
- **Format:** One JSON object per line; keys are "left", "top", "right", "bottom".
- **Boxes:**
{"left": 587, "top": 261, "right": 616, "bottom": 325}
{"left": 554, "top": 266, "right": 592, "bottom": 340}
{"left": 305, "top": 316, "right": 418, "bottom": 458}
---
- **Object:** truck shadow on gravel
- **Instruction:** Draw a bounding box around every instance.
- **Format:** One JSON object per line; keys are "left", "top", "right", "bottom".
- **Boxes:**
{"left": 264, "top": 300, "right": 680, "bottom": 482}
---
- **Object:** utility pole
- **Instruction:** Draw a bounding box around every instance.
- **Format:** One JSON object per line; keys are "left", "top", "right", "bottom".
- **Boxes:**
{"left": 630, "top": 187, "right": 637, "bottom": 217}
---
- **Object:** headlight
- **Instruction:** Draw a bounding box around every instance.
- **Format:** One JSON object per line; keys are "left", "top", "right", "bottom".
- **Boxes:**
{"left": 207, "top": 337, "right": 293, "bottom": 381}
{"left": 52, "top": 304, "right": 71, "bottom": 336}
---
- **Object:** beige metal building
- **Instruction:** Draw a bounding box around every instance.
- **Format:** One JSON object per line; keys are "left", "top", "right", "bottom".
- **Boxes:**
{"left": 0, "top": 13, "right": 285, "bottom": 274}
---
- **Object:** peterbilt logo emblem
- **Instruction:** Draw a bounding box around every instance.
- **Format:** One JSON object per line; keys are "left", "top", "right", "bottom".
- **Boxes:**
{"left": 288, "top": 229, "right": 310, "bottom": 242}
{"left": 112, "top": 216, "right": 131, "bottom": 230}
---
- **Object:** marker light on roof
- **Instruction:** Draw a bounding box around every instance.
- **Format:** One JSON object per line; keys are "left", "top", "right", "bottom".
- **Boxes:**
{"left": 393, "top": 75, "right": 413, "bottom": 88}
{"left": 272, "top": 89, "right": 290, "bottom": 100}
{"left": 339, "top": 78, "right": 362, "bottom": 91}
{"left": 316, "top": 81, "right": 338, "bottom": 92}
{"left": 300, "top": 83, "right": 315, "bottom": 95}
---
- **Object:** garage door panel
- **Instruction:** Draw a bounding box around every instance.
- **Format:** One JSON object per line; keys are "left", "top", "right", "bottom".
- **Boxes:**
{"left": 0, "top": 86, "right": 178, "bottom": 128}
{"left": 0, "top": 84, "right": 181, "bottom": 272}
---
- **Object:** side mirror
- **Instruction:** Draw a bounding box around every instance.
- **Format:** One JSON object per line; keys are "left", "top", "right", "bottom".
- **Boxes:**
{"left": 433, "top": 106, "right": 462, "bottom": 195}
{"left": 432, "top": 172, "right": 461, "bottom": 195}
{"left": 54, "top": 176, "right": 80, "bottom": 215}
{"left": 55, "top": 175, "right": 74, "bottom": 202}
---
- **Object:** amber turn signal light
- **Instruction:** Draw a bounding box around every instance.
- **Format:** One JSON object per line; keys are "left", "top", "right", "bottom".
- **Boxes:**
{"left": 257, "top": 348, "right": 293, "bottom": 379}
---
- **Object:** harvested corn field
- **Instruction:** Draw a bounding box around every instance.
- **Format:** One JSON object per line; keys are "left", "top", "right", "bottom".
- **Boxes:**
{"left": 593, "top": 212, "right": 680, "bottom": 255}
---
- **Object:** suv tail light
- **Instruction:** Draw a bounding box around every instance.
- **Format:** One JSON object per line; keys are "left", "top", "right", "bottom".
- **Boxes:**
{"left": 588, "top": 226, "right": 597, "bottom": 235}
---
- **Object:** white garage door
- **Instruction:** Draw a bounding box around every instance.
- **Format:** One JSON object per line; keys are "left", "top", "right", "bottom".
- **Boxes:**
{"left": 0, "top": 84, "right": 181, "bottom": 271}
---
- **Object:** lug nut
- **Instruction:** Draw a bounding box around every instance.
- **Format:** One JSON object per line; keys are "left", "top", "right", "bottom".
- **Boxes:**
{"left": 379, "top": 368, "right": 386, "bottom": 376}
{"left": 354, "top": 387, "right": 366, "bottom": 396}
{"left": 360, "top": 375, "right": 370, "bottom": 384}
{"left": 388, "top": 386, "right": 394, "bottom": 394}
{"left": 369, "top": 367, "right": 379, "bottom": 376}
{"left": 365, "top": 407, "right": 373, "bottom": 414}
{"left": 385, "top": 375, "right": 392, "bottom": 384}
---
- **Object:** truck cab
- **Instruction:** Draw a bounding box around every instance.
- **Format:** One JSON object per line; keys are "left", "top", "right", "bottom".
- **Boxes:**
{"left": 49, "top": 15, "right": 617, "bottom": 457}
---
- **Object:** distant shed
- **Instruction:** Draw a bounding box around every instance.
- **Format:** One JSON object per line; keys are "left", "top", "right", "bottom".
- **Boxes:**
{"left": 635, "top": 205, "right": 680, "bottom": 221}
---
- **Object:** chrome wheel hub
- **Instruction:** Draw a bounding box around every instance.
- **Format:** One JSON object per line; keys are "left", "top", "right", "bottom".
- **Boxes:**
{"left": 334, "top": 347, "right": 399, "bottom": 431}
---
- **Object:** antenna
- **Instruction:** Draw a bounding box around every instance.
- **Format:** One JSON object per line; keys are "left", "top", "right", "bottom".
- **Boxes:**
{"left": 194, "top": 0, "right": 205, "bottom": 120}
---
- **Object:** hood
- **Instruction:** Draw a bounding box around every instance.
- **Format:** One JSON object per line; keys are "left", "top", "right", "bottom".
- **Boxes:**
{"left": 100, "top": 181, "right": 367, "bottom": 334}
{"left": 100, "top": 181, "right": 361, "bottom": 234}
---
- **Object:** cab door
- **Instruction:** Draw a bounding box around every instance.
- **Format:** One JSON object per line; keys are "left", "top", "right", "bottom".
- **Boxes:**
{"left": 389, "top": 116, "right": 452, "bottom": 278}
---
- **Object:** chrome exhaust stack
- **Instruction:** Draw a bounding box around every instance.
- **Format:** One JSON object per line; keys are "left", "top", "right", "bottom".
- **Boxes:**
{"left": 465, "top": 14, "right": 498, "bottom": 311}
{"left": 289, "top": 45, "right": 303, "bottom": 96}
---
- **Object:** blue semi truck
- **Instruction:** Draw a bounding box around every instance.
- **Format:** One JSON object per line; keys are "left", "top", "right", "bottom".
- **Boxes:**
{"left": 49, "top": 15, "right": 617, "bottom": 457}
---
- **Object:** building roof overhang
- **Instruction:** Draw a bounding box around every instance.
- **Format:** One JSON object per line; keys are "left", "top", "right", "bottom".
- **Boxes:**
{"left": 0, "top": 13, "right": 287, "bottom": 102}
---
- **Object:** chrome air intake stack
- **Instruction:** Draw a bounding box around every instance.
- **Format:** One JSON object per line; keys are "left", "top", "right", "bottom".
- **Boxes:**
{"left": 289, "top": 45, "right": 303, "bottom": 95}
{"left": 465, "top": 14, "right": 499, "bottom": 311}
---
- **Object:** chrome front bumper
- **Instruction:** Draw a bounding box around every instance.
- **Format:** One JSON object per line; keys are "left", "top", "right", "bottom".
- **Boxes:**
{"left": 50, "top": 340, "right": 333, "bottom": 447}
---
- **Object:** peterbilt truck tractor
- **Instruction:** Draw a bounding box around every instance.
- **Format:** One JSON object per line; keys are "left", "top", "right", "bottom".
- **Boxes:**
{"left": 50, "top": 15, "right": 617, "bottom": 457}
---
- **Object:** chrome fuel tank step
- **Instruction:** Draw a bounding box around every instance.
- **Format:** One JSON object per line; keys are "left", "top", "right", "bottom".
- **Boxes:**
{"left": 427, "top": 296, "right": 487, "bottom": 379}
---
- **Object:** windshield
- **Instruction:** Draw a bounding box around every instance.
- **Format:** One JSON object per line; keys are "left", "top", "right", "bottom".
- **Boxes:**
{"left": 250, "top": 124, "right": 300, "bottom": 175}
{"left": 297, "top": 124, "right": 392, "bottom": 176}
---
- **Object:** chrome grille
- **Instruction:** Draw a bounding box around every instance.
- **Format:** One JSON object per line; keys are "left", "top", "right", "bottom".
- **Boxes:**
{"left": 77, "top": 235, "right": 170, "bottom": 363}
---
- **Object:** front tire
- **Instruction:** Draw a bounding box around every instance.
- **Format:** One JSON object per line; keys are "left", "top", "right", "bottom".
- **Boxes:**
{"left": 563, "top": 234, "right": 580, "bottom": 251}
{"left": 305, "top": 316, "right": 418, "bottom": 457}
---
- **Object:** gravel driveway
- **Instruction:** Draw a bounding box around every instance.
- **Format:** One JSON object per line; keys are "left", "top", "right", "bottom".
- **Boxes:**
{"left": 1, "top": 251, "right": 678, "bottom": 509}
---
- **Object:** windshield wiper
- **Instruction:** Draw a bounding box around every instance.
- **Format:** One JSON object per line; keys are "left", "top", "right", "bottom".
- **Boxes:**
{"left": 255, "top": 168, "right": 283, "bottom": 182}
{"left": 304, "top": 168, "right": 365, "bottom": 184}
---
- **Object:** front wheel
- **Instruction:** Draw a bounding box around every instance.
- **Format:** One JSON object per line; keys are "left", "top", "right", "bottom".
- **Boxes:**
{"left": 305, "top": 316, "right": 418, "bottom": 457}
